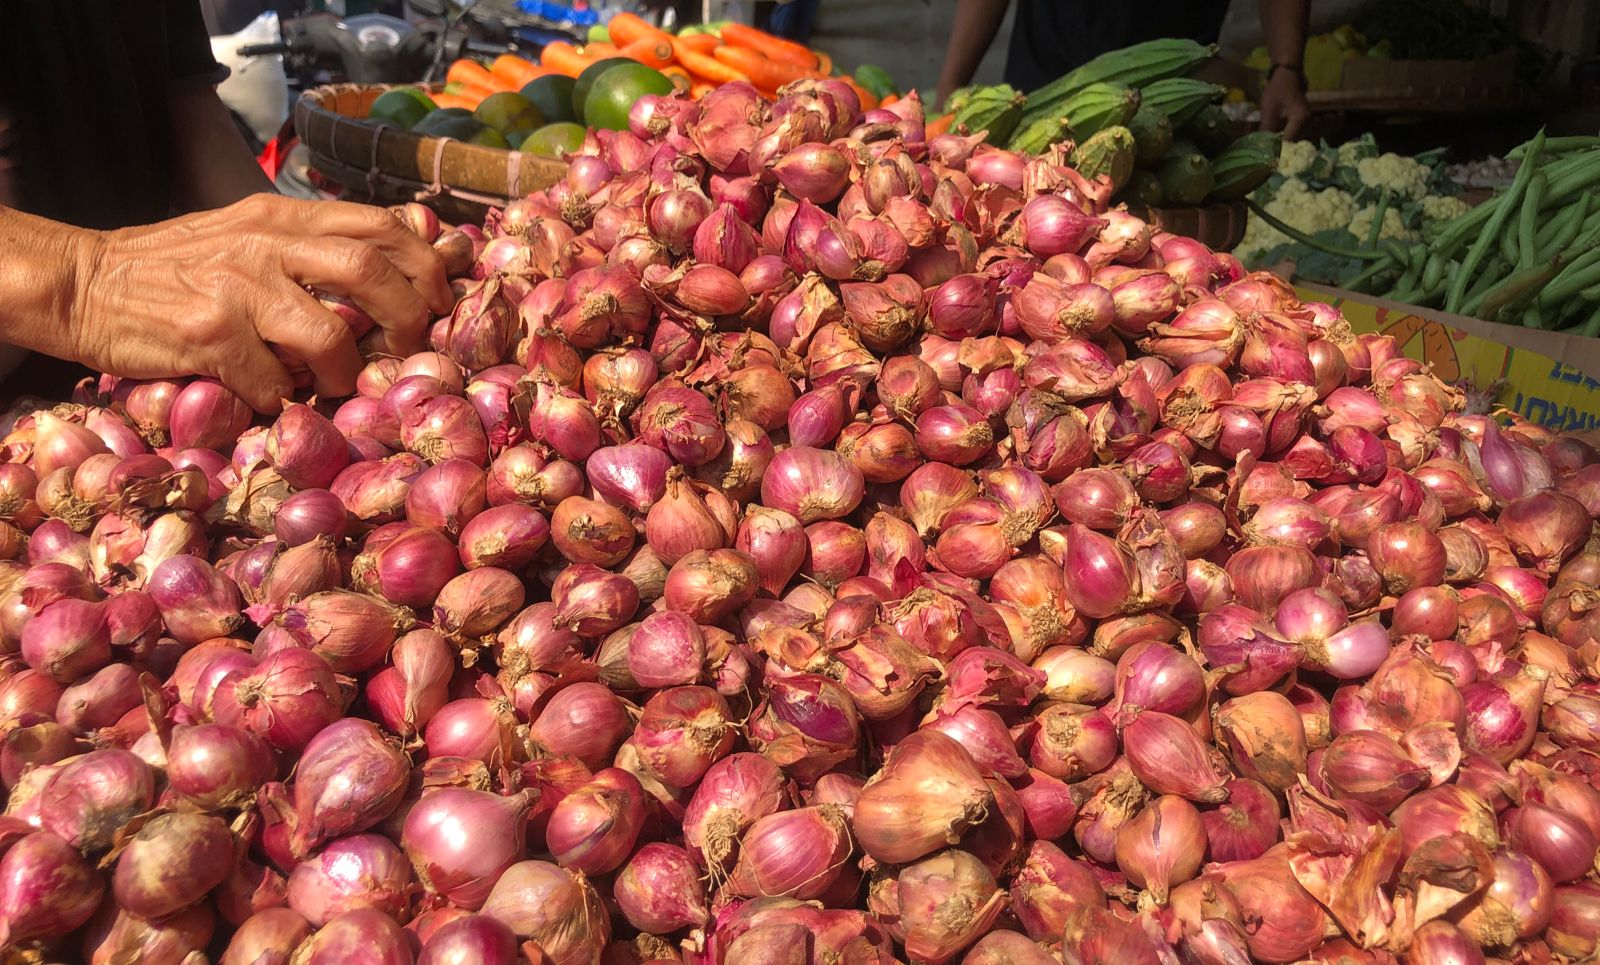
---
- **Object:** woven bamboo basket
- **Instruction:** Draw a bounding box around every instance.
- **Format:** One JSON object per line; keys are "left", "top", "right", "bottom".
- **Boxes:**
{"left": 294, "top": 83, "right": 567, "bottom": 223}
{"left": 1127, "top": 202, "right": 1250, "bottom": 253}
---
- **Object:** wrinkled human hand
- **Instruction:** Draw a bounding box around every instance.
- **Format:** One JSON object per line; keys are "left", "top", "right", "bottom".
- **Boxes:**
{"left": 1259, "top": 69, "right": 1311, "bottom": 141}
{"left": 68, "top": 194, "right": 452, "bottom": 411}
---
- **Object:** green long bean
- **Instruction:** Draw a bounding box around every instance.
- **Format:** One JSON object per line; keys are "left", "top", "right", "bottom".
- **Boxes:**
{"left": 1459, "top": 255, "right": 1513, "bottom": 318}
{"left": 1342, "top": 254, "right": 1400, "bottom": 293}
{"left": 1365, "top": 189, "right": 1392, "bottom": 251}
{"left": 1426, "top": 150, "right": 1596, "bottom": 250}
{"left": 1508, "top": 136, "right": 1600, "bottom": 159}
{"left": 1517, "top": 172, "right": 1547, "bottom": 268}
{"left": 1421, "top": 252, "right": 1446, "bottom": 292}
{"left": 1445, "top": 129, "right": 1545, "bottom": 314}
{"left": 1535, "top": 193, "right": 1590, "bottom": 263}
{"left": 1476, "top": 260, "right": 1564, "bottom": 322}
{"left": 1541, "top": 155, "right": 1600, "bottom": 206}
{"left": 1537, "top": 250, "right": 1600, "bottom": 309}
{"left": 1389, "top": 261, "right": 1423, "bottom": 298}
{"left": 1499, "top": 223, "right": 1520, "bottom": 265}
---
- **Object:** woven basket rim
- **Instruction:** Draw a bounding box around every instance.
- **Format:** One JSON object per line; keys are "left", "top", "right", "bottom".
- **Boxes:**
{"left": 293, "top": 82, "right": 566, "bottom": 210}
{"left": 1126, "top": 200, "right": 1249, "bottom": 253}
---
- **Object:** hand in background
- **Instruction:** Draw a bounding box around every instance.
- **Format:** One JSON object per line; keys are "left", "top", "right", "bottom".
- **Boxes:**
{"left": 1259, "top": 68, "right": 1311, "bottom": 141}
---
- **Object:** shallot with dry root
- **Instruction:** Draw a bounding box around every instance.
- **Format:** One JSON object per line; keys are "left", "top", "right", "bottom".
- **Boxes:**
{"left": 0, "top": 77, "right": 1594, "bottom": 965}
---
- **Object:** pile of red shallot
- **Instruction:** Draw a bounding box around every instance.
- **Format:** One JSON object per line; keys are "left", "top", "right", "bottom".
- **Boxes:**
{"left": 0, "top": 77, "right": 1596, "bottom": 965}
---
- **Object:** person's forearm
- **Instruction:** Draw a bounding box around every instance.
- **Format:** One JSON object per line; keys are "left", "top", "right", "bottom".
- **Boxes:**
{"left": 1259, "top": 0, "right": 1310, "bottom": 69}
{"left": 937, "top": 0, "right": 1011, "bottom": 109}
{"left": 0, "top": 206, "right": 97, "bottom": 362}
{"left": 167, "top": 86, "right": 275, "bottom": 212}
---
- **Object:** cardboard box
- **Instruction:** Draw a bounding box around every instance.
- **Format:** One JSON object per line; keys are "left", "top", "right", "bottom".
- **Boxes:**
{"left": 1297, "top": 283, "right": 1600, "bottom": 433}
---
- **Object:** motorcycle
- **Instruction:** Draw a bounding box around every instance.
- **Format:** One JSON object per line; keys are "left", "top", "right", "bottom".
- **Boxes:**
{"left": 214, "top": 2, "right": 526, "bottom": 195}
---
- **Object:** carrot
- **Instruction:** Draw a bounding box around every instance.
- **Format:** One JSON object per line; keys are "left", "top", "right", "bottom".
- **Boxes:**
{"left": 620, "top": 36, "right": 675, "bottom": 70}
{"left": 447, "top": 59, "right": 497, "bottom": 89}
{"left": 446, "top": 80, "right": 498, "bottom": 102}
{"left": 447, "top": 84, "right": 497, "bottom": 109}
{"left": 926, "top": 113, "right": 954, "bottom": 137}
{"left": 676, "top": 33, "right": 720, "bottom": 54}
{"left": 490, "top": 54, "right": 545, "bottom": 88}
{"left": 720, "top": 23, "right": 818, "bottom": 70}
{"left": 712, "top": 45, "right": 810, "bottom": 91}
{"left": 812, "top": 51, "right": 833, "bottom": 76}
{"left": 661, "top": 66, "right": 694, "bottom": 94}
{"left": 429, "top": 92, "right": 479, "bottom": 111}
{"left": 608, "top": 11, "right": 672, "bottom": 48}
{"left": 690, "top": 81, "right": 716, "bottom": 100}
{"left": 539, "top": 41, "right": 595, "bottom": 77}
{"left": 584, "top": 42, "right": 619, "bottom": 59}
{"left": 670, "top": 37, "right": 749, "bottom": 85}
{"left": 879, "top": 93, "right": 900, "bottom": 109}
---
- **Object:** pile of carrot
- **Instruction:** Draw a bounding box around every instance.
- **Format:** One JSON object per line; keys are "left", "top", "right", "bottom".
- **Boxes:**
{"left": 432, "top": 56, "right": 548, "bottom": 110}
{"left": 435, "top": 14, "right": 876, "bottom": 112}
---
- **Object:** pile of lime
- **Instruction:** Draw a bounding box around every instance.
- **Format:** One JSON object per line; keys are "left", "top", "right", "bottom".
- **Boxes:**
{"left": 365, "top": 60, "right": 674, "bottom": 159}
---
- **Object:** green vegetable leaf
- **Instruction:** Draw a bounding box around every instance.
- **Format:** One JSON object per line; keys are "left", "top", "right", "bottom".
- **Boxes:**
{"left": 1333, "top": 166, "right": 1365, "bottom": 195}
{"left": 1255, "top": 230, "right": 1370, "bottom": 286}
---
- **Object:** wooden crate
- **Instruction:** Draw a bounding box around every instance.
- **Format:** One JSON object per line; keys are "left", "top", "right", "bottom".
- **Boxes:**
{"left": 1306, "top": 49, "right": 1526, "bottom": 112}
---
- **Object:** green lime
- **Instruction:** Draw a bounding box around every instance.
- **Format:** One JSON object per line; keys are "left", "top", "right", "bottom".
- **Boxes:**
{"left": 571, "top": 56, "right": 635, "bottom": 119}
{"left": 520, "top": 122, "right": 586, "bottom": 158}
{"left": 583, "top": 62, "right": 674, "bottom": 132}
{"left": 413, "top": 108, "right": 484, "bottom": 140}
{"left": 587, "top": 24, "right": 611, "bottom": 45}
{"left": 417, "top": 107, "right": 472, "bottom": 122}
{"left": 390, "top": 86, "right": 439, "bottom": 110}
{"left": 520, "top": 74, "right": 578, "bottom": 125}
{"left": 369, "top": 88, "right": 434, "bottom": 128}
{"left": 470, "top": 126, "right": 511, "bottom": 149}
{"left": 474, "top": 91, "right": 545, "bottom": 136}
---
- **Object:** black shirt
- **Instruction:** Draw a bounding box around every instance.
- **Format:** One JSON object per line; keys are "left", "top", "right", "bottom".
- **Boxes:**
{"left": 1004, "top": 0, "right": 1231, "bottom": 93}
{"left": 0, "top": 0, "right": 226, "bottom": 229}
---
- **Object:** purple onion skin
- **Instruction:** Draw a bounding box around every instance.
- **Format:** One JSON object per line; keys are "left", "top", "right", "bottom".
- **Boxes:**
{"left": 293, "top": 908, "right": 413, "bottom": 965}
{"left": 0, "top": 98, "right": 1586, "bottom": 965}
{"left": 418, "top": 913, "right": 519, "bottom": 965}
{"left": 0, "top": 831, "right": 104, "bottom": 944}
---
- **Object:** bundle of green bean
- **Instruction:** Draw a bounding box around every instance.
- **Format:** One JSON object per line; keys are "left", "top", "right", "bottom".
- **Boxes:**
{"left": 1248, "top": 131, "right": 1600, "bottom": 334}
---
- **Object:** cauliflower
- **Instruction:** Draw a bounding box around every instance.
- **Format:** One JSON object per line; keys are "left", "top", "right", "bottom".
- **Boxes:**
{"left": 1350, "top": 203, "right": 1417, "bottom": 243}
{"left": 1241, "top": 135, "right": 1464, "bottom": 277}
{"left": 1272, "top": 179, "right": 1359, "bottom": 230}
{"left": 1420, "top": 194, "right": 1472, "bottom": 222}
{"left": 1356, "top": 153, "right": 1431, "bottom": 199}
{"left": 1337, "top": 140, "right": 1377, "bottom": 166}
{"left": 1278, "top": 140, "right": 1317, "bottom": 178}
{"left": 1239, "top": 178, "right": 1359, "bottom": 261}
